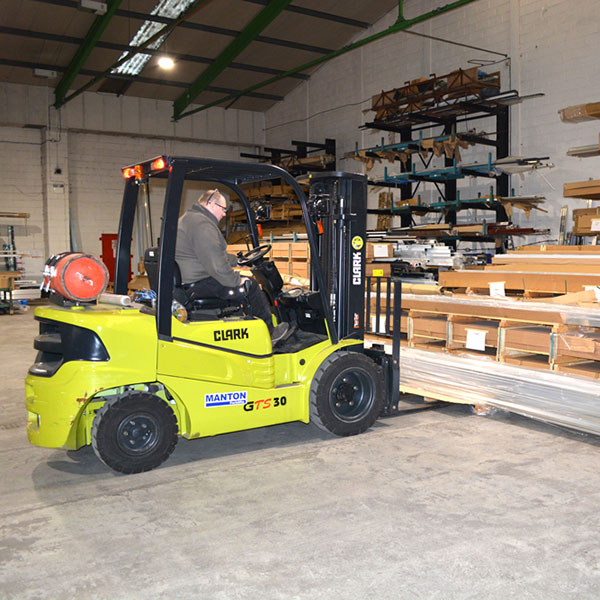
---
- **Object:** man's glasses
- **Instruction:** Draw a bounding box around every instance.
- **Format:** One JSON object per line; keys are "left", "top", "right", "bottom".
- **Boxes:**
{"left": 207, "top": 190, "right": 227, "bottom": 212}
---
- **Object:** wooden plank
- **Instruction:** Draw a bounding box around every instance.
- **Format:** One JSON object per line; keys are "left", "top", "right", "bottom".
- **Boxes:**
{"left": 402, "top": 294, "right": 580, "bottom": 326}
{"left": 492, "top": 254, "right": 600, "bottom": 264}
{"left": 564, "top": 180, "right": 600, "bottom": 199}
{"left": 502, "top": 325, "right": 552, "bottom": 355}
{"left": 439, "top": 270, "right": 600, "bottom": 294}
{"left": 484, "top": 263, "right": 600, "bottom": 273}
{"left": 513, "top": 245, "right": 600, "bottom": 253}
{"left": 555, "top": 330, "right": 600, "bottom": 361}
{"left": 0, "top": 212, "right": 30, "bottom": 218}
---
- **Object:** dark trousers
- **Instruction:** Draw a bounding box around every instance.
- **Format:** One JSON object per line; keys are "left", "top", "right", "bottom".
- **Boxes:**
{"left": 187, "top": 277, "right": 273, "bottom": 332}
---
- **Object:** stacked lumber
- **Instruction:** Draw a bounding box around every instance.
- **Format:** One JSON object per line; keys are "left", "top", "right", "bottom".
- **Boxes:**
{"left": 228, "top": 242, "right": 310, "bottom": 280}
{"left": 393, "top": 222, "right": 546, "bottom": 240}
{"left": 563, "top": 180, "right": 600, "bottom": 199}
{"left": 371, "top": 67, "right": 500, "bottom": 121}
{"left": 439, "top": 245, "right": 600, "bottom": 296}
{"left": 365, "top": 288, "right": 600, "bottom": 434}
{"left": 401, "top": 292, "right": 600, "bottom": 377}
{"left": 368, "top": 247, "right": 600, "bottom": 434}
{"left": 559, "top": 102, "right": 600, "bottom": 123}
{"left": 397, "top": 347, "right": 600, "bottom": 436}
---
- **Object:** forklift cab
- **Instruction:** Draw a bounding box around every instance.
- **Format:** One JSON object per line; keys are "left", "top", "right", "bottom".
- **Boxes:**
{"left": 116, "top": 158, "right": 344, "bottom": 344}
{"left": 26, "top": 156, "right": 399, "bottom": 474}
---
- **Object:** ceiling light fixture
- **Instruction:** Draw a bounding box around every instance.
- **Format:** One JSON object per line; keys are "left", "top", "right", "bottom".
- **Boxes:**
{"left": 112, "top": 0, "right": 194, "bottom": 76}
{"left": 158, "top": 56, "right": 175, "bottom": 70}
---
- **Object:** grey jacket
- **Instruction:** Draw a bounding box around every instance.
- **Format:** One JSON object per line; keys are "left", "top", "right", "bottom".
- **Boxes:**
{"left": 175, "top": 203, "right": 240, "bottom": 287}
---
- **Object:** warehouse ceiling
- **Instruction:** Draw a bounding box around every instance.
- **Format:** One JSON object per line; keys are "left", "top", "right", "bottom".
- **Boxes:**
{"left": 0, "top": 0, "right": 399, "bottom": 118}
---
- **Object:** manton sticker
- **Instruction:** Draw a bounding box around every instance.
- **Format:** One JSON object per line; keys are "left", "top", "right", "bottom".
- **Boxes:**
{"left": 205, "top": 391, "right": 248, "bottom": 407}
{"left": 243, "top": 396, "right": 287, "bottom": 412}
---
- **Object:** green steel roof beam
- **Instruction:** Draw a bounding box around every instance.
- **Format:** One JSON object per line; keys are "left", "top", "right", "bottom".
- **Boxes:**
{"left": 397, "top": 0, "right": 405, "bottom": 23}
{"left": 54, "top": 0, "right": 123, "bottom": 108}
{"left": 175, "top": 0, "right": 480, "bottom": 121}
{"left": 173, "top": 0, "right": 292, "bottom": 120}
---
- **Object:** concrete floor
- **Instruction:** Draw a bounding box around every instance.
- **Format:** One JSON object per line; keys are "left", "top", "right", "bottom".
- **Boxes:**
{"left": 2, "top": 310, "right": 600, "bottom": 599}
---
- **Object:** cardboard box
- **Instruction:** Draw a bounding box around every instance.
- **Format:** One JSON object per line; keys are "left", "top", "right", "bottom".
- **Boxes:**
{"left": 573, "top": 207, "right": 600, "bottom": 235}
{"left": 366, "top": 263, "right": 391, "bottom": 277}
{"left": 366, "top": 243, "right": 394, "bottom": 259}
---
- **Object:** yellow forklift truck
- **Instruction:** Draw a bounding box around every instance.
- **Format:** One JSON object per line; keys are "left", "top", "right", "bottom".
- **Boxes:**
{"left": 25, "top": 157, "right": 400, "bottom": 473}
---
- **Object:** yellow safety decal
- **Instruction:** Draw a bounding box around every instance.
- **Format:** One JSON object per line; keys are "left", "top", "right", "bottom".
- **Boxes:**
{"left": 351, "top": 236, "right": 364, "bottom": 250}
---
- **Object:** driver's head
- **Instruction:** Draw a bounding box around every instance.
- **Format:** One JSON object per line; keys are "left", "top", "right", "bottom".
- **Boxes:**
{"left": 198, "top": 189, "right": 229, "bottom": 222}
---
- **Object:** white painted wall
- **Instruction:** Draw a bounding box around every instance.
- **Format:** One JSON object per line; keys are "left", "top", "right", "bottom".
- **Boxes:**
{"left": 0, "top": 83, "right": 265, "bottom": 278}
{"left": 265, "top": 0, "right": 600, "bottom": 243}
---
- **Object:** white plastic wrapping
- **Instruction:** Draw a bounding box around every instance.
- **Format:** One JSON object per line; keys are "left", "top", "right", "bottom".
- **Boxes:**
{"left": 402, "top": 293, "right": 600, "bottom": 325}
{"left": 399, "top": 347, "right": 600, "bottom": 436}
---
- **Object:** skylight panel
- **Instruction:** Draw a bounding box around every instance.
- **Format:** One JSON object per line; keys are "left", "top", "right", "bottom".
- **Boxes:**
{"left": 112, "top": 0, "right": 195, "bottom": 76}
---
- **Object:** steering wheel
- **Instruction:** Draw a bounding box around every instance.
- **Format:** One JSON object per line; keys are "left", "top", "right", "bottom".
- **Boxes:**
{"left": 236, "top": 244, "right": 272, "bottom": 267}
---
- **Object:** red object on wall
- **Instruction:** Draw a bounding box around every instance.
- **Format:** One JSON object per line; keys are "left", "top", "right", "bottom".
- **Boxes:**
{"left": 99, "top": 233, "right": 132, "bottom": 282}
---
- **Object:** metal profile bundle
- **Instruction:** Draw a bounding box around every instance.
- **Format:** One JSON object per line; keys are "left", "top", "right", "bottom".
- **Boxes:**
{"left": 399, "top": 347, "right": 600, "bottom": 436}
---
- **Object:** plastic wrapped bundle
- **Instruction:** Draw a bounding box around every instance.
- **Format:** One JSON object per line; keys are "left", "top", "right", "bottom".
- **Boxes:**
{"left": 400, "top": 347, "right": 600, "bottom": 435}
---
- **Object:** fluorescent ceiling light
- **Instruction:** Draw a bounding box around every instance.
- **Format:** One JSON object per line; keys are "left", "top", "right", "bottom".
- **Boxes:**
{"left": 112, "top": 0, "right": 194, "bottom": 76}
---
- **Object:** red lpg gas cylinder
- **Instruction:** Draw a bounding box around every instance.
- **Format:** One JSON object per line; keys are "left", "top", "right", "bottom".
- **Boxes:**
{"left": 43, "top": 253, "right": 109, "bottom": 302}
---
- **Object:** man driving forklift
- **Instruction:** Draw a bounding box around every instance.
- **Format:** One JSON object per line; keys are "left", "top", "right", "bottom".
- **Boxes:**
{"left": 175, "top": 188, "right": 290, "bottom": 344}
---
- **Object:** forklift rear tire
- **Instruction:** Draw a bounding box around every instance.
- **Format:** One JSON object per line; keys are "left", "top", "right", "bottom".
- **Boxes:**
{"left": 309, "top": 352, "right": 383, "bottom": 436}
{"left": 91, "top": 392, "right": 179, "bottom": 474}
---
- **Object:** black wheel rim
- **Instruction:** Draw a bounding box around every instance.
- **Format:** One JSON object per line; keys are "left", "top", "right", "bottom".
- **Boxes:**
{"left": 116, "top": 413, "right": 160, "bottom": 456}
{"left": 329, "top": 367, "right": 375, "bottom": 423}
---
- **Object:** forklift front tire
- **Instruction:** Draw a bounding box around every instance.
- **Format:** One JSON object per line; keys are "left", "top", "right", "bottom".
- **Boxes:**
{"left": 91, "top": 392, "right": 179, "bottom": 474}
{"left": 309, "top": 352, "right": 383, "bottom": 436}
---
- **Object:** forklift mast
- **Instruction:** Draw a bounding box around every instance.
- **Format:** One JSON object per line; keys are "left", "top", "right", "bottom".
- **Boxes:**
{"left": 308, "top": 172, "right": 368, "bottom": 343}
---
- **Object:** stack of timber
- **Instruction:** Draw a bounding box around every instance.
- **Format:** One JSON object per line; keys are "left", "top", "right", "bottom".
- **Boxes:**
{"left": 371, "top": 67, "right": 500, "bottom": 122}
{"left": 401, "top": 291, "right": 600, "bottom": 378}
{"left": 228, "top": 242, "right": 310, "bottom": 280}
{"left": 438, "top": 245, "right": 600, "bottom": 296}
{"left": 559, "top": 102, "right": 600, "bottom": 123}
{"left": 225, "top": 181, "right": 308, "bottom": 243}
{"left": 392, "top": 221, "right": 548, "bottom": 241}
{"left": 366, "top": 245, "right": 600, "bottom": 435}
{"left": 563, "top": 180, "right": 600, "bottom": 236}
{"left": 366, "top": 287, "right": 600, "bottom": 435}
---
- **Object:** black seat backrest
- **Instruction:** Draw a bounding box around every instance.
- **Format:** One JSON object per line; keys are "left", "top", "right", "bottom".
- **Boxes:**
{"left": 143, "top": 246, "right": 244, "bottom": 318}
{"left": 144, "top": 247, "right": 184, "bottom": 292}
{"left": 143, "top": 247, "right": 159, "bottom": 292}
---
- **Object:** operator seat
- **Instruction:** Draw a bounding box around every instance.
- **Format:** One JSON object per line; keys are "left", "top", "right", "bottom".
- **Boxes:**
{"left": 143, "top": 247, "right": 245, "bottom": 319}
